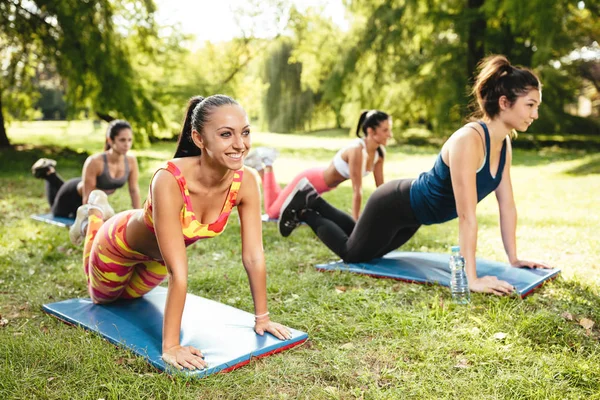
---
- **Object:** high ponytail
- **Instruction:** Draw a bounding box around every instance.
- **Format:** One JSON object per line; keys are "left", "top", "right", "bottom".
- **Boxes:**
{"left": 174, "top": 96, "right": 204, "bottom": 158}
{"left": 471, "top": 55, "right": 541, "bottom": 121}
{"left": 356, "top": 109, "right": 390, "bottom": 158}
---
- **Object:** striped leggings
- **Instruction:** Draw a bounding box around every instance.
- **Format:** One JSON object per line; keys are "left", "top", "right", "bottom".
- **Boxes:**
{"left": 83, "top": 210, "right": 167, "bottom": 303}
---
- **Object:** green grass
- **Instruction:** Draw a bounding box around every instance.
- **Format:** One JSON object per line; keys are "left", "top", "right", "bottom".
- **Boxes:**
{"left": 1, "top": 121, "right": 600, "bottom": 399}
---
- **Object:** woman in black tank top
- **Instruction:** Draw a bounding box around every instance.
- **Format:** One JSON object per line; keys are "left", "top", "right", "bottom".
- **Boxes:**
{"left": 31, "top": 119, "right": 141, "bottom": 219}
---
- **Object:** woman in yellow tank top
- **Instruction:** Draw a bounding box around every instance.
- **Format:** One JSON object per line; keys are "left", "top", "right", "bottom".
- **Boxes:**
{"left": 68, "top": 95, "right": 291, "bottom": 371}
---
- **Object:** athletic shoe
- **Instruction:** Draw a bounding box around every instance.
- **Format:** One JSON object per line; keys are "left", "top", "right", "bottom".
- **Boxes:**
{"left": 69, "top": 204, "right": 90, "bottom": 245}
{"left": 88, "top": 190, "right": 115, "bottom": 221}
{"left": 31, "top": 158, "right": 56, "bottom": 178}
{"left": 244, "top": 150, "right": 264, "bottom": 171}
{"left": 257, "top": 147, "right": 279, "bottom": 167}
{"left": 278, "top": 178, "right": 318, "bottom": 237}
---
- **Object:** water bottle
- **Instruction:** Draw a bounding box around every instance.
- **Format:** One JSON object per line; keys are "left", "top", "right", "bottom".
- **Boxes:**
{"left": 449, "top": 246, "right": 471, "bottom": 304}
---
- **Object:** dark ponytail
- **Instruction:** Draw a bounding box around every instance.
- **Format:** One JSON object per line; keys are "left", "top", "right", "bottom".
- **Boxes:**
{"left": 104, "top": 120, "right": 132, "bottom": 151}
{"left": 174, "top": 94, "right": 239, "bottom": 158}
{"left": 471, "top": 55, "right": 541, "bottom": 121}
{"left": 356, "top": 110, "right": 389, "bottom": 158}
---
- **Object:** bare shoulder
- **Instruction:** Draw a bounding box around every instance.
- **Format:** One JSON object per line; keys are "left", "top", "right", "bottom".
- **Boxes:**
{"left": 83, "top": 153, "right": 103, "bottom": 172}
{"left": 236, "top": 167, "right": 260, "bottom": 204}
{"left": 449, "top": 124, "right": 484, "bottom": 147}
{"left": 151, "top": 168, "right": 178, "bottom": 191}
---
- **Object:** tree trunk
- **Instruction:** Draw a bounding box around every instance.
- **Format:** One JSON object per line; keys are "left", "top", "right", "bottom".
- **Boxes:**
{"left": 467, "top": 0, "right": 486, "bottom": 82}
{"left": 0, "top": 95, "right": 11, "bottom": 148}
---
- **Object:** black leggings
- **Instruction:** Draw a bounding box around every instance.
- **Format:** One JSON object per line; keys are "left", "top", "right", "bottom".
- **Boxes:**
{"left": 44, "top": 173, "right": 82, "bottom": 218}
{"left": 301, "top": 179, "right": 421, "bottom": 263}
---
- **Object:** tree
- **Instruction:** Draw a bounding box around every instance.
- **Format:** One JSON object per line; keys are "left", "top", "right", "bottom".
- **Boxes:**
{"left": 323, "top": 0, "right": 599, "bottom": 135}
{"left": 0, "top": 0, "right": 162, "bottom": 148}
{"left": 262, "top": 39, "right": 315, "bottom": 133}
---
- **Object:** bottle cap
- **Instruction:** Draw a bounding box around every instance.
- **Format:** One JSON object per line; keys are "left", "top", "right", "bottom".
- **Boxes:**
{"left": 451, "top": 245, "right": 460, "bottom": 253}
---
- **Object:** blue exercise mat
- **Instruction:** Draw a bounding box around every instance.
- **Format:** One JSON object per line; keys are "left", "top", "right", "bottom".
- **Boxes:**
{"left": 43, "top": 286, "right": 308, "bottom": 377}
{"left": 31, "top": 213, "right": 74, "bottom": 227}
{"left": 315, "top": 251, "right": 560, "bottom": 298}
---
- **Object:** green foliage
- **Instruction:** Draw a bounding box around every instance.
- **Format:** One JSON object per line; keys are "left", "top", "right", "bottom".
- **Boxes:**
{"left": 305, "top": 0, "right": 599, "bottom": 137}
{"left": 262, "top": 39, "right": 315, "bottom": 132}
{"left": 0, "top": 0, "right": 164, "bottom": 147}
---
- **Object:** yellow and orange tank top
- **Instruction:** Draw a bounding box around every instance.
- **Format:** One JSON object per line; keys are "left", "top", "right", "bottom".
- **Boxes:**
{"left": 143, "top": 162, "right": 244, "bottom": 246}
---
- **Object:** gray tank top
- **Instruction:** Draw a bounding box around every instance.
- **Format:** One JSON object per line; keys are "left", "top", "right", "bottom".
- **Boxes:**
{"left": 95, "top": 153, "right": 130, "bottom": 190}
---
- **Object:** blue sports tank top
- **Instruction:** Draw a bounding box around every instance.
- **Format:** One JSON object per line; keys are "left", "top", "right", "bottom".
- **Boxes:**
{"left": 409, "top": 122, "right": 507, "bottom": 225}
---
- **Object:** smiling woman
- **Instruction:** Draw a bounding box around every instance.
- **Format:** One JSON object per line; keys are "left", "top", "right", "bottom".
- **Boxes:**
{"left": 67, "top": 94, "right": 292, "bottom": 371}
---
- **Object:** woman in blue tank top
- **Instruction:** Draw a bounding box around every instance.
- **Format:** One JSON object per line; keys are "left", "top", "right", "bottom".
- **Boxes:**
{"left": 279, "top": 55, "right": 552, "bottom": 296}
{"left": 31, "top": 119, "right": 141, "bottom": 219}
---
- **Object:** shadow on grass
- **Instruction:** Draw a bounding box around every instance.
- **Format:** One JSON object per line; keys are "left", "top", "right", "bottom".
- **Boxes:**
{"left": 0, "top": 144, "right": 89, "bottom": 178}
{"left": 565, "top": 154, "right": 600, "bottom": 176}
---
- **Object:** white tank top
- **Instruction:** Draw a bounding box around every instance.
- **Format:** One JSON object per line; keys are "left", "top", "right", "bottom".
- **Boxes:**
{"left": 332, "top": 138, "right": 380, "bottom": 179}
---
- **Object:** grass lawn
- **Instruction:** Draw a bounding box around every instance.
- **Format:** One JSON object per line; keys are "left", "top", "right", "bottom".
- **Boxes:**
{"left": 1, "top": 121, "right": 599, "bottom": 399}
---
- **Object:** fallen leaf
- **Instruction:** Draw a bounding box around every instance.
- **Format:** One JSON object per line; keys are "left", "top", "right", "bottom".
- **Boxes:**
{"left": 47, "top": 377, "right": 55, "bottom": 382}
{"left": 0, "top": 318, "right": 8, "bottom": 327}
{"left": 340, "top": 342, "right": 354, "bottom": 350}
{"left": 28, "top": 269, "right": 35, "bottom": 276}
{"left": 335, "top": 286, "right": 347, "bottom": 293}
{"left": 454, "top": 358, "right": 469, "bottom": 368}
{"left": 561, "top": 312, "right": 574, "bottom": 321}
{"left": 579, "top": 318, "right": 595, "bottom": 330}
{"left": 40, "top": 326, "right": 49, "bottom": 334}
{"left": 492, "top": 332, "right": 508, "bottom": 340}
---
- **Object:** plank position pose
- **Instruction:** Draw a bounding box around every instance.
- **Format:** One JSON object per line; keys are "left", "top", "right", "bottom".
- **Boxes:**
{"left": 69, "top": 95, "right": 291, "bottom": 370}
{"left": 279, "top": 55, "right": 552, "bottom": 295}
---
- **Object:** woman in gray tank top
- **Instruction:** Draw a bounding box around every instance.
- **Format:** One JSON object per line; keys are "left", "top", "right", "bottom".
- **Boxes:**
{"left": 31, "top": 119, "right": 141, "bottom": 219}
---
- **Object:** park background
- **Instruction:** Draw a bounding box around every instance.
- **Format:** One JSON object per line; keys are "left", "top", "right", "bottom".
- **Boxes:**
{"left": 1, "top": 0, "right": 599, "bottom": 398}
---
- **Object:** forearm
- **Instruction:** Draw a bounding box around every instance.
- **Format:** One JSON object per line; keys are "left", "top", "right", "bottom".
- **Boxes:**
{"left": 458, "top": 215, "right": 478, "bottom": 281}
{"left": 130, "top": 191, "right": 141, "bottom": 209}
{"left": 499, "top": 206, "right": 518, "bottom": 263}
{"left": 243, "top": 257, "right": 268, "bottom": 315}
{"left": 162, "top": 275, "right": 187, "bottom": 352}
{"left": 352, "top": 192, "right": 362, "bottom": 220}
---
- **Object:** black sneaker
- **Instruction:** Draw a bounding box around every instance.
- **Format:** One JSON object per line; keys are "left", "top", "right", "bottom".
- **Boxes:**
{"left": 278, "top": 178, "right": 318, "bottom": 237}
{"left": 31, "top": 158, "right": 56, "bottom": 178}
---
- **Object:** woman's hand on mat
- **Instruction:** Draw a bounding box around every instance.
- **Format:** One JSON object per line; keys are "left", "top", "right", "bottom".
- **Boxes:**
{"left": 162, "top": 345, "right": 207, "bottom": 371}
{"left": 469, "top": 276, "right": 515, "bottom": 296}
{"left": 510, "top": 259, "right": 552, "bottom": 269}
{"left": 254, "top": 319, "right": 293, "bottom": 340}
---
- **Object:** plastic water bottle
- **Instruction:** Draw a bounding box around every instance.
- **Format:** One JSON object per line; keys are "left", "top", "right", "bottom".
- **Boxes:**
{"left": 449, "top": 246, "right": 471, "bottom": 304}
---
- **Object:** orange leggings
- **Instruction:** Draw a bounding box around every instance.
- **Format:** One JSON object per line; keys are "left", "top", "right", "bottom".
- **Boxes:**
{"left": 83, "top": 210, "right": 167, "bottom": 302}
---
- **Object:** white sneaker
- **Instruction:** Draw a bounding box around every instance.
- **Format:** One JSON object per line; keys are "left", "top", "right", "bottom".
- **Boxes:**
{"left": 69, "top": 205, "right": 90, "bottom": 245}
{"left": 244, "top": 150, "right": 264, "bottom": 171}
{"left": 257, "top": 147, "right": 279, "bottom": 167}
{"left": 88, "top": 190, "right": 114, "bottom": 221}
